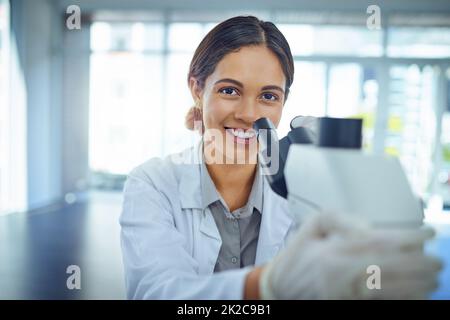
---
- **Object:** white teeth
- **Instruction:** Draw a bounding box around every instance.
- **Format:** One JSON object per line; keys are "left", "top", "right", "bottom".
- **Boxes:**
{"left": 230, "top": 129, "right": 240, "bottom": 137}
{"left": 228, "top": 128, "right": 255, "bottom": 139}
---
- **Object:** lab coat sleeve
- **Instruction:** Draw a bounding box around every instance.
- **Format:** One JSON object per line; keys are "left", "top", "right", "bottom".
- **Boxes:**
{"left": 119, "top": 172, "right": 252, "bottom": 300}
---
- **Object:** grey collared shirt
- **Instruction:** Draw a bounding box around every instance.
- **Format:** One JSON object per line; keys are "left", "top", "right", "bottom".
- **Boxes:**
{"left": 200, "top": 160, "right": 263, "bottom": 272}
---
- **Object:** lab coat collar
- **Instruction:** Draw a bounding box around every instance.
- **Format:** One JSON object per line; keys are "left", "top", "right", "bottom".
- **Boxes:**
{"left": 175, "top": 139, "right": 203, "bottom": 210}
{"left": 254, "top": 180, "right": 293, "bottom": 265}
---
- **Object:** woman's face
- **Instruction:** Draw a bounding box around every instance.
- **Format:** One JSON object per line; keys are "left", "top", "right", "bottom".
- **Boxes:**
{"left": 191, "top": 45, "right": 286, "bottom": 164}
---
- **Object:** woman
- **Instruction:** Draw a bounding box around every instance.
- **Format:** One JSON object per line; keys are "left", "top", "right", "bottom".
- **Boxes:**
{"left": 120, "top": 16, "right": 441, "bottom": 299}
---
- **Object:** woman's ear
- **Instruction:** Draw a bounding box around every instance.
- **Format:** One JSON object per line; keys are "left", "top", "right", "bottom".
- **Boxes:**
{"left": 188, "top": 77, "right": 203, "bottom": 105}
{"left": 186, "top": 77, "right": 204, "bottom": 134}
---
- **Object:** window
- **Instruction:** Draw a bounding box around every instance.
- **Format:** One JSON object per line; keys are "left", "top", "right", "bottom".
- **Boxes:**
{"left": 388, "top": 27, "right": 450, "bottom": 58}
{"left": 279, "top": 62, "right": 326, "bottom": 135}
{"left": 278, "top": 24, "right": 383, "bottom": 57}
{"left": 0, "top": 0, "right": 8, "bottom": 213}
{"left": 89, "top": 22, "right": 165, "bottom": 175}
{"left": 87, "top": 11, "right": 450, "bottom": 207}
{"left": 328, "top": 64, "right": 378, "bottom": 151}
{"left": 435, "top": 69, "right": 450, "bottom": 209}
{"left": 89, "top": 21, "right": 209, "bottom": 175}
{"left": 384, "top": 64, "right": 439, "bottom": 195}
{"left": 0, "top": 0, "right": 27, "bottom": 214}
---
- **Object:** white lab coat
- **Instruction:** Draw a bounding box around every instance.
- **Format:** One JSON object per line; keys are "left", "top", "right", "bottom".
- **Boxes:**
{"left": 120, "top": 141, "right": 295, "bottom": 299}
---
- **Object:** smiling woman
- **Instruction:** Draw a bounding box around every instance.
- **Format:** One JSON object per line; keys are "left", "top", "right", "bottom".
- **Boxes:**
{"left": 185, "top": 16, "right": 294, "bottom": 215}
{"left": 190, "top": 51, "right": 279, "bottom": 169}
{"left": 186, "top": 16, "right": 294, "bottom": 155}
{"left": 120, "top": 15, "right": 298, "bottom": 300}
{"left": 119, "top": 15, "right": 441, "bottom": 301}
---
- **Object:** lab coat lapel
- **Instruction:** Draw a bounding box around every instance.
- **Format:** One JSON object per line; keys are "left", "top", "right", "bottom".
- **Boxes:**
{"left": 197, "top": 207, "right": 222, "bottom": 274}
{"left": 176, "top": 140, "right": 203, "bottom": 210}
{"left": 255, "top": 179, "right": 293, "bottom": 266}
{"left": 176, "top": 141, "right": 222, "bottom": 274}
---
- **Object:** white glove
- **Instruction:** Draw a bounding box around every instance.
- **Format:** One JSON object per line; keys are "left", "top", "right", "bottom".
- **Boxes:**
{"left": 259, "top": 212, "right": 442, "bottom": 299}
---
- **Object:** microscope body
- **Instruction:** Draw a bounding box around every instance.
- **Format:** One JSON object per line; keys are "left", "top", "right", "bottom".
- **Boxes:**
{"left": 285, "top": 144, "right": 424, "bottom": 227}
{"left": 254, "top": 116, "right": 424, "bottom": 227}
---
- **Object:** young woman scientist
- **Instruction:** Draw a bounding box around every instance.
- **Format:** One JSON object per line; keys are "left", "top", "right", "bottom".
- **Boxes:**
{"left": 120, "top": 16, "right": 441, "bottom": 300}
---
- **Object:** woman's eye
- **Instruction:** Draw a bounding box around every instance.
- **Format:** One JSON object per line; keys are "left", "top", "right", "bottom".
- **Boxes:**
{"left": 261, "top": 93, "right": 278, "bottom": 101}
{"left": 219, "top": 87, "right": 238, "bottom": 96}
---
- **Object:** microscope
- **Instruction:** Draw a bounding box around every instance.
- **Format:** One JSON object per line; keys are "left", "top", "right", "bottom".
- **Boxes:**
{"left": 253, "top": 116, "right": 424, "bottom": 228}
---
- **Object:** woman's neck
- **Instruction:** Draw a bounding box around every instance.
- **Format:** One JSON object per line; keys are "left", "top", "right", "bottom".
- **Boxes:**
{"left": 205, "top": 162, "right": 257, "bottom": 212}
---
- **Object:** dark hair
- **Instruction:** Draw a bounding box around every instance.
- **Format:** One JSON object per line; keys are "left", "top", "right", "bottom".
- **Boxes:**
{"left": 188, "top": 15, "right": 294, "bottom": 100}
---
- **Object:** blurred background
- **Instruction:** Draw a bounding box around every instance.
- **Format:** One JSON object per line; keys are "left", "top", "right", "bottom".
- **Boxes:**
{"left": 0, "top": 0, "right": 449, "bottom": 299}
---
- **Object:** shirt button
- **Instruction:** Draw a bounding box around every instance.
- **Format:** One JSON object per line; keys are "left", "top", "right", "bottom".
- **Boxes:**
{"left": 231, "top": 256, "right": 238, "bottom": 264}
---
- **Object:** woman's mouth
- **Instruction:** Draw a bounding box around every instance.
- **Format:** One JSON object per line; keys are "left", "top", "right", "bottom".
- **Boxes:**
{"left": 224, "top": 127, "right": 257, "bottom": 145}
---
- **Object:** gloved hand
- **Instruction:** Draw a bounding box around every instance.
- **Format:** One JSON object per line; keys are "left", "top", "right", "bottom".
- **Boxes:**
{"left": 259, "top": 212, "right": 443, "bottom": 299}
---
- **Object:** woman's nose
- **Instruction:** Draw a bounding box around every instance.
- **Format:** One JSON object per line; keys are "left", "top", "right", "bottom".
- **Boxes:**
{"left": 234, "top": 100, "right": 259, "bottom": 125}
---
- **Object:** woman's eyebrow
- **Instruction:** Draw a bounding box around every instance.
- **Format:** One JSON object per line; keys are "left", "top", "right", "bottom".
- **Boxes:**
{"left": 215, "top": 79, "right": 285, "bottom": 94}
{"left": 261, "top": 85, "right": 285, "bottom": 94}
{"left": 214, "top": 78, "right": 243, "bottom": 88}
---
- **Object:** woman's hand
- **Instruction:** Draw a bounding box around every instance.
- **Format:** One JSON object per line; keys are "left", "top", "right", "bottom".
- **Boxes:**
{"left": 244, "top": 267, "right": 263, "bottom": 299}
{"left": 257, "top": 212, "right": 442, "bottom": 299}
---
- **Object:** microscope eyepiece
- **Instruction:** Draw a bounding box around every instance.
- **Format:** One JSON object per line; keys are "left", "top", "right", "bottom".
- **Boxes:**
{"left": 317, "top": 117, "right": 362, "bottom": 149}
